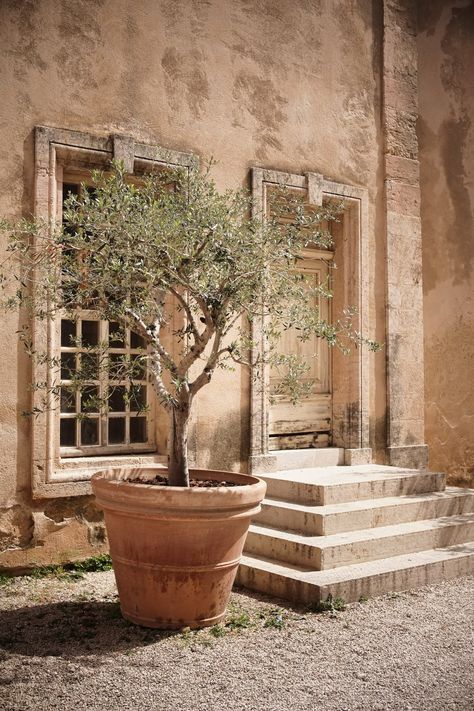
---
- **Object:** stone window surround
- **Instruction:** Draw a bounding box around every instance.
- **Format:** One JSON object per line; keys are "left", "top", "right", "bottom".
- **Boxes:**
{"left": 248, "top": 168, "right": 373, "bottom": 474}
{"left": 32, "top": 126, "right": 196, "bottom": 499}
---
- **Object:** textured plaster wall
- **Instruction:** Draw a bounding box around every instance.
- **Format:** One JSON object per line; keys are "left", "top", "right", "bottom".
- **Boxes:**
{"left": 0, "top": 0, "right": 385, "bottom": 567}
{"left": 418, "top": 1, "right": 474, "bottom": 487}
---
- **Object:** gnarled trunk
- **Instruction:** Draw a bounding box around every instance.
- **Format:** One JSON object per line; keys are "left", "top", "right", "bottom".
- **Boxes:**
{"left": 168, "top": 403, "right": 191, "bottom": 486}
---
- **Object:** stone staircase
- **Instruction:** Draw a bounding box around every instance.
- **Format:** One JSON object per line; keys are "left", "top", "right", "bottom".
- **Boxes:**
{"left": 236, "top": 464, "right": 474, "bottom": 604}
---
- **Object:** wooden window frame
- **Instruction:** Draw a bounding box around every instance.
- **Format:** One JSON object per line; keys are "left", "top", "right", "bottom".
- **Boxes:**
{"left": 58, "top": 173, "right": 156, "bottom": 458}
{"left": 59, "top": 314, "right": 155, "bottom": 457}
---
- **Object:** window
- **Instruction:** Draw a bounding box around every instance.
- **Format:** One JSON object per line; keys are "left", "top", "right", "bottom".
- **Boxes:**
{"left": 31, "top": 127, "right": 196, "bottom": 496}
{"left": 59, "top": 177, "right": 155, "bottom": 457}
{"left": 59, "top": 316, "right": 151, "bottom": 455}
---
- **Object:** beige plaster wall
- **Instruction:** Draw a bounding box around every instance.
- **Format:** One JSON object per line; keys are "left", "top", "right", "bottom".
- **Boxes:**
{"left": 0, "top": 0, "right": 386, "bottom": 567}
{"left": 418, "top": 1, "right": 474, "bottom": 487}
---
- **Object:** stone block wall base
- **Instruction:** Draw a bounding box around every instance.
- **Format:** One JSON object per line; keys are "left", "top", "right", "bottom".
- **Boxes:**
{"left": 249, "top": 454, "right": 278, "bottom": 475}
{"left": 388, "top": 444, "right": 429, "bottom": 470}
{"left": 344, "top": 448, "right": 373, "bottom": 466}
{"left": 0, "top": 517, "right": 108, "bottom": 575}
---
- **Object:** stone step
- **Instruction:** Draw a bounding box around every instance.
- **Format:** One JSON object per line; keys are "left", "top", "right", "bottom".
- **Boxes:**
{"left": 256, "top": 487, "right": 474, "bottom": 535}
{"left": 272, "top": 448, "right": 345, "bottom": 470}
{"left": 245, "top": 513, "right": 474, "bottom": 569}
{"left": 259, "top": 465, "right": 445, "bottom": 505}
{"left": 236, "top": 542, "right": 474, "bottom": 604}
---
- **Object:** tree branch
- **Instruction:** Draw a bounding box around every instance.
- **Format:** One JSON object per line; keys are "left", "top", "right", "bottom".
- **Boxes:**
{"left": 124, "top": 308, "right": 179, "bottom": 377}
{"left": 169, "top": 286, "right": 202, "bottom": 343}
{"left": 149, "top": 351, "right": 173, "bottom": 410}
{"left": 189, "top": 327, "right": 223, "bottom": 396}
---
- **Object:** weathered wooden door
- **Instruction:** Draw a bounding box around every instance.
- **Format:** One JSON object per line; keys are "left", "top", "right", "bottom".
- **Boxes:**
{"left": 269, "top": 249, "right": 332, "bottom": 450}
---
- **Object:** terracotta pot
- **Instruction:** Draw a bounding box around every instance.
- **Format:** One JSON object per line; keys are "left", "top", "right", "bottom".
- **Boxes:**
{"left": 91, "top": 466, "right": 266, "bottom": 629}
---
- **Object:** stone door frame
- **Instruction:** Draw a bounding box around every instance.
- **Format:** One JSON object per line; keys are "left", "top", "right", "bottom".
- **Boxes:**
{"left": 248, "top": 167, "right": 372, "bottom": 474}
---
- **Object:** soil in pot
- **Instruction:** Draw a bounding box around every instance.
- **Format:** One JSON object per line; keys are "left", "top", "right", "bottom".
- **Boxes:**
{"left": 132, "top": 474, "right": 243, "bottom": 488}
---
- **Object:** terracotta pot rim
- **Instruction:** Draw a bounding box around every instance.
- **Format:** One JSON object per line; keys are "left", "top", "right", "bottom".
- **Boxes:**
{"left": 91, "top": 465, "right": 262, "bottom": 489}
{"left": 91, "top": 466, "right": 267, "bottom": 516}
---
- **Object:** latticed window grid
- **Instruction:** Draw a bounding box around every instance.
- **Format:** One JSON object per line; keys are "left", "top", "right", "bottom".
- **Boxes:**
{"left": 58, "top": 178, "right": 155, "bottom": 457}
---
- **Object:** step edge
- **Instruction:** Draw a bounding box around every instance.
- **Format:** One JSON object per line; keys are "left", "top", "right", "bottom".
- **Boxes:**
{"left": 260, "top": 488, "right": 474, "bottom": 515}
{"left": 240, "top": 542, "right": 474, "bottom": 584}
{"left": 248, "top": 512, "right": 474, "bottom": 547}
{"left": 260, "top": 467, "right": 445, "bottom": 483}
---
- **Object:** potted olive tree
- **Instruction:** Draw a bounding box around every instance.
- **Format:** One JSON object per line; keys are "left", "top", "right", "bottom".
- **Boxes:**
{"left": 1, "top": 162, "right": 378, "bottom": 628}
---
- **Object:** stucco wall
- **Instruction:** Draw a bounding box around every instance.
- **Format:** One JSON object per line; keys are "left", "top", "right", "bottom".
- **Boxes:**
{"left": 1, "top": 0, "right": 385, "bottom": 567}
{"left": 418, "top": 0, "right": 474, "bottom": 487}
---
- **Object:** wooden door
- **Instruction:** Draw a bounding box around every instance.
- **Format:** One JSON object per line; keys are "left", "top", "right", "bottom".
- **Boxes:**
{"left": 269, "top": 249, "right": 332, "bottom": 450}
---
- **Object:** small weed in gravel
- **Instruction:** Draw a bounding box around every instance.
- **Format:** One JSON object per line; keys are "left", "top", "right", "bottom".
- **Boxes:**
{"left": 27, "top": 554, "right": 113, "bottom": 582}
{"left": 309, "top": 594, "right": 347, "bottom": 614}
{"left": 209, "top": 624, "right": 226, "bottom": 638}
{"left": 262, "top": 608, "right": 286, "bottom": 629}
{"left": 226, "top": 610, "right": 253, "bottom": 631}
{"left": 180, "top": 627, "right": 194, "bottom": 645}
{"left": 0, "top": 574, "right": 13, "bottom": 587}
{"left": 30, "top": 565, "right": 83, "bottom": 581}
{"left": 72, "top": 554, "right": 113, "bottom": 574}
{"left": 189, "top": 604, "right": 287, "bottom": 643}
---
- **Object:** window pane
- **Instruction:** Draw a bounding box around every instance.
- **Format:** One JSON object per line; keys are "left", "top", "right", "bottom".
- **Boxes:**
{"left": 61, "top": 353, "right": 76, "bottom": 380}
{"left": 61, "top": 320, "right": 76, "bottom": 347}
{"left": 84, "top": 185, "right": 97, "bottom": 198}
{"left": 80, "top": 352, "right": 100, "bottom": 380}
{"left": 108, "top": 386, "right": 126, "bottom": 412}
{"left": 109, "top": 322, "right": 125, "bottom": 348}
{"left": 63, "top": 183, "right": 80, "bottom": 203}
{"left": 108, "top": 353, "right": 126, "bottom": 380}
{"left": 60, "top": 419, "right": 76, "bottom": 447}
{"left": 129, "top": 385, "right": 146, "bottom": 411}
{"left": 130, "top": 330, "right": 146, "bottom": 349}
{"left": 81, "top": 320, "right": 99, "bottom": 347}
{"left": 81, "top": 386, "right": 99, "bottom": 413}
{"left": 81, "top": 418, "right": 99, "bottom": 445}
{"left": 108, "top": 417, "right": 125, "bottom": 444}
{"left": 60, "top": 387, "right": 76, "bottom": 413}
{"left": 131, "top": 355, "right": 146, "bottom": 380}
{"left": 130, "top": 417, "right": 147, "bottom": 443}
{"left": 61, "top": 283, "right": 79, "bottom": 309}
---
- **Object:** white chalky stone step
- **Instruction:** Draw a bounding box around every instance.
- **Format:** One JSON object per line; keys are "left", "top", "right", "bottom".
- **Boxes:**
{"left": 260, "top": 465, "right": 445, "bottom": 505}
{"left": 256, "top": 487, "right": 474, "bottom": 535}
{"left": 245, "top": 513, "right": 474, "bottom": 569}
{"left": 236, "top": 542, "right": 474, "bottom": 603}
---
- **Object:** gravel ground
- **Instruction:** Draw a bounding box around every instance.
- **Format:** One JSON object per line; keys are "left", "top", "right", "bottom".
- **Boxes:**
{"left": 0, "top": 571, "right": 472, "bottom": 711}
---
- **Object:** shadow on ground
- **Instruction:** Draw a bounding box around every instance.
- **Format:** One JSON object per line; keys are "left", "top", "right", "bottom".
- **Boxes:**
{"left": 0, "top": 600, "right": 179, "bottom": 657}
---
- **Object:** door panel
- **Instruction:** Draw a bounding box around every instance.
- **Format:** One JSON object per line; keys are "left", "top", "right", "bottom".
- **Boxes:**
{"left": 269, "top": 254, "right": 332, "bottom": 450}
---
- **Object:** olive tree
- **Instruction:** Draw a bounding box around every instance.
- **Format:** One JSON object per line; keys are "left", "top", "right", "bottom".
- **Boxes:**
{"left": 0, "top": 162, "right": 379, "bottom": 486}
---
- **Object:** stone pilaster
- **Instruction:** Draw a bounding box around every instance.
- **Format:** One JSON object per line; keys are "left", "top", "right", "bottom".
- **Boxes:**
{"left": 383, "top": 0, "right": 428, "bottom": 469}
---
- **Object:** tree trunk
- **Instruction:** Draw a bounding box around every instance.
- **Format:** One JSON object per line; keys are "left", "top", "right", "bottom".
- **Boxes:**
{"left": 168, "top": 403, "right": 191, "bottom": 486}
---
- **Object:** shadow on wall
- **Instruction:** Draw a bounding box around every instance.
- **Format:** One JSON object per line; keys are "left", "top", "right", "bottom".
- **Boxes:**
{"left": 197, "top": 409, "right": 249, "bottom": 473}
{"left": 439, "top": 115, "right": 474, "bottom": 286}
